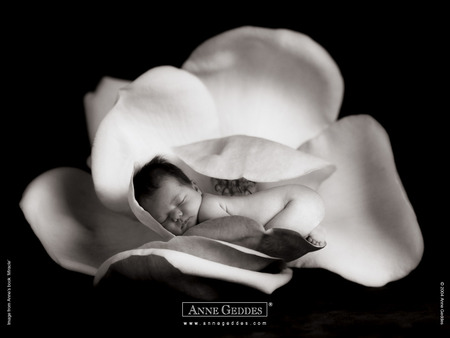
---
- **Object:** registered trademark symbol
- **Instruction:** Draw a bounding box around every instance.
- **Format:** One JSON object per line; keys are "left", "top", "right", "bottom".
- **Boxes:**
{"left": 268, "top": 302, "right": 273, "bottom": 307}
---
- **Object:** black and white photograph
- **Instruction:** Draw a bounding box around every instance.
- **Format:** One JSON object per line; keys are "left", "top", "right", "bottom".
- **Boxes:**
{"left": 5, "top": 5, "right": 448, "bottom": 337}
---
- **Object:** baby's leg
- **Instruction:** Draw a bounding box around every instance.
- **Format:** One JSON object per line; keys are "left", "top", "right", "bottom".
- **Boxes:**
{"left": 264, "top": 190, "right": 326, "bottom": 247}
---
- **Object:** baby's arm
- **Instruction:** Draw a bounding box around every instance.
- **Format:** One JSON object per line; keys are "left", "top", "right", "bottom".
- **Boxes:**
{"left": 186, "top": 193, "right": 267, "bottom": 245}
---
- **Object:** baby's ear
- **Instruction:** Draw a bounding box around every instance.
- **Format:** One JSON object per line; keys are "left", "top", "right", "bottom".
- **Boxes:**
{"left": 191, "top": 181, "right": 201, "bottom": 193}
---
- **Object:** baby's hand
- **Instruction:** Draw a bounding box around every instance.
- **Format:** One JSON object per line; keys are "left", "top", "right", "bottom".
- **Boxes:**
{"left": 212, "top": 177, "right": 256, "bottom": 196}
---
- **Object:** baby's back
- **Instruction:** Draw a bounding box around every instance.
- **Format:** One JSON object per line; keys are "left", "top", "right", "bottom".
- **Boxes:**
{"left": 208, "top": 185, "right": 293, "bottom": 226}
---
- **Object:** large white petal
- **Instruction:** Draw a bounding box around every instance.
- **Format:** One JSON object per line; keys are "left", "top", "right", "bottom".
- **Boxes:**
{"left": 183, "top": 26, "right": 344, "bottom": 148}
{"left": 91, "top": 66, "right": 220, "bottom": 213}
{"left": 20, "top": 168, "right": 162, "bottom": 275}
{"left": 289, "top": 115, "right": 424, "bottom": 287}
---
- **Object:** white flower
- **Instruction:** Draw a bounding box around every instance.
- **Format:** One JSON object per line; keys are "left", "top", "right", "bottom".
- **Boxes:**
{"left": 20, "top": 27, "right": 423, "bottom": 296}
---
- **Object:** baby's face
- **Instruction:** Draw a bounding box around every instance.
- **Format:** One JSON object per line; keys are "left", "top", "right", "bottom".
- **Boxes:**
{"left": 142, "top": 176, "right": 202, "bottom": 235}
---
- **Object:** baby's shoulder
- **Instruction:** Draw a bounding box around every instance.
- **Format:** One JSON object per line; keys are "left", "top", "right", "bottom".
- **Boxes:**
{"left": 201, "top": 193, "right": 232, "bottom": 212}
{"left": 201, "top": 192, "right": 222, "bottom": 205}
{"left": 198, "top": 193, "right": 230, "bottom": 222}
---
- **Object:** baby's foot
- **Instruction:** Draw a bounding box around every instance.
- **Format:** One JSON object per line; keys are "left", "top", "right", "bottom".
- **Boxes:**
{"left": 306, "top": 226, "right": 327, "bottom": 247}
{"left": 212, "top": 177, "right": 257, "bottom": 196}
{"left": 257, "top": 228, "right": 325, "bottom": 262}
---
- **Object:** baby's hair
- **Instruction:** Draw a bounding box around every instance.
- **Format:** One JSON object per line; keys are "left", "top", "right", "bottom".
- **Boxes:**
{"left": 133, "top": 155, "right": 191, "bottom": 205}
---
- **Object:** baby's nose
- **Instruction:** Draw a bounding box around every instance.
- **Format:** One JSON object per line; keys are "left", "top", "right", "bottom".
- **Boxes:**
{"left": 171, "top": 209, "right": 183, "bottom": 221}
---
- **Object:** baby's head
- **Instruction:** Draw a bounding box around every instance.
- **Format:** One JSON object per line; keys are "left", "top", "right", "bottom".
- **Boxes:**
{"left": 133, "top": 156, "right": 202, "bottom": 235}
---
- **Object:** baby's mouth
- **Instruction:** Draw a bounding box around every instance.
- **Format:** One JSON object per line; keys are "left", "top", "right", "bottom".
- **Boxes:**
{"left": 181, "top": 217, "right": 192, "bottom": 230}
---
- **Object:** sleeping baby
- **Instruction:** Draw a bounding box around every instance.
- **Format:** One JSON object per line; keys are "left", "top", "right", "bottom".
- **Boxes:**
{"left": 133, "top": 156, "right": 326, "bottom": 261}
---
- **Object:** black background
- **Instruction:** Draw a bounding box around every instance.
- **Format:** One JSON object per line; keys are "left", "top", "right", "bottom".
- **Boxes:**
{"left": 5, "top": 4, "right": 448, "bottom": 336}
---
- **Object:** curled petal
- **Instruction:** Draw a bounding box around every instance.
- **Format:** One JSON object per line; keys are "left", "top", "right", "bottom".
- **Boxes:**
{"left": 174, "top": 135, "right": 335, "bottom": 182}
{"left": 20, "top": 168, "right": 162, "bottom": 275}
{"left": 84, "top": 76, "right": 131, "bottom": 144}
{"left": 183, "top": 26, "right": 344, "bottom": 148}
{"left": 128, "top": 176, "right": 174, "bottom": 239}
{"left": 290, "top": 115, "right": 424, "bottom": 286}
{"left": 94, "top": 236, "right": 293, "bottom": 298}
